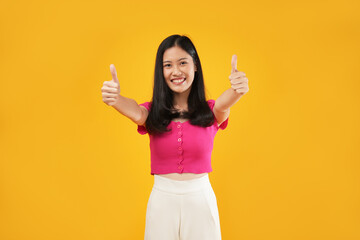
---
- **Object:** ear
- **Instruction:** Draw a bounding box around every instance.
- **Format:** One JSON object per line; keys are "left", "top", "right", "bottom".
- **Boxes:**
{"left": 194, "top": 64, "right": 197, "bottom": 72}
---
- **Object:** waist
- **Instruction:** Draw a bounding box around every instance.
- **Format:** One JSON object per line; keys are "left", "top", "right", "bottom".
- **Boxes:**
{"left": 155, "top": 172, "right": 208, "bottom": 181}
{"left": 153, "top": 173, "right": 211, "bottom": 194}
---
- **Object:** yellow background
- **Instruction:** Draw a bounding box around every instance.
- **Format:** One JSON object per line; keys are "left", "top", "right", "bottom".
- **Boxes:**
{"left": 1, "top": 0, "right": 359, "bottom": 239}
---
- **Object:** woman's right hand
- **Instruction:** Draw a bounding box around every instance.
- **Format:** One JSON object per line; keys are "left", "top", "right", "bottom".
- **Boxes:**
{"left": 102, "top": 64, "right": 121, "bottom": 106}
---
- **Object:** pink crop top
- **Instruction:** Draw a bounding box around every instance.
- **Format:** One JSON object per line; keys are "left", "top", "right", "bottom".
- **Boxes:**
{"left": 137, "top": 99, "right": 229, "bottom": 175}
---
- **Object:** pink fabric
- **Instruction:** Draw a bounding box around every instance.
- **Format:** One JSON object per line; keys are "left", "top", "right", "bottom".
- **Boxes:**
{"left": 137, "top": 99, "right": 229, "bottom": 175}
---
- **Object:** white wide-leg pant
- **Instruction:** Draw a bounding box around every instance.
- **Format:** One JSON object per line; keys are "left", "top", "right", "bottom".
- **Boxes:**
{"left": 144, "top": 173, "right": 222, "bottom": 240}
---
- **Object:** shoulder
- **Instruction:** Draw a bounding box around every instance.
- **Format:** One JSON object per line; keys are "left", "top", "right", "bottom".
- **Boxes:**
{"left": 139, "top": 101, "right": 152, "bottom": 111}
{"left": 207, "top": 99, "right": 215, "bottom": 111}
{"left": 206, "top": 99, "right": 229, "bottom": 130}
{"left": 137, "top": 101, "right": 151, "bottom": 135}
{"left": 206, "top": 99, "right": 215, "bottom": 110}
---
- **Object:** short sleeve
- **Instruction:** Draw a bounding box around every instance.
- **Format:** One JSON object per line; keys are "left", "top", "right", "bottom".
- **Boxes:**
{"left": 137, "top": 102, "right": 151, "bottom": 135}
{"left": 207, "top": 99, "right": 229, "bottom": 130}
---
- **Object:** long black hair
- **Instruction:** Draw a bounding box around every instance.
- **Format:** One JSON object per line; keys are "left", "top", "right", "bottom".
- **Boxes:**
{"left": 145, "top": 34, "right": 214, "bottom": 135}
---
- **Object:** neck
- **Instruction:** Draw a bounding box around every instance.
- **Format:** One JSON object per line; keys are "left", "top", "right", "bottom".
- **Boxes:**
{"left": 173, "top": 88, "right": 191, "bottom": 109}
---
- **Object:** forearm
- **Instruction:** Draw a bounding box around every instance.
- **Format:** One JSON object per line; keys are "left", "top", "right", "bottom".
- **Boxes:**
{"left": 111, "top": 95, "right": 142, "bottom": 123}
{"left": 215, "top": 88, "right": 243, "bottom": 112}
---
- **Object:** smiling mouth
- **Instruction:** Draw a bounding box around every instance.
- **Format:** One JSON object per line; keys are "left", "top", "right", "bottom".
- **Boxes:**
{"left": 171, "top": 78, "right": 186, "bottom": 84}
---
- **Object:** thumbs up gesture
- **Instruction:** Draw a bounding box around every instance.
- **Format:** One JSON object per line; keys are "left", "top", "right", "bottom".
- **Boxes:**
{"left": 229, "top": 54, "right": 249, "bottom": 96}
{"left": 101, "top": 64, "right": 121, "bottom": 106}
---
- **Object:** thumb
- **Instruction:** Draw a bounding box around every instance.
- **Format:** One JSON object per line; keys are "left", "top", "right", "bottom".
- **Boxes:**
{"left": 231, "top": 54, "right": 238, "bottom": 73}
{"left": 110, "top": 64, "right": 119, "bottom": 84}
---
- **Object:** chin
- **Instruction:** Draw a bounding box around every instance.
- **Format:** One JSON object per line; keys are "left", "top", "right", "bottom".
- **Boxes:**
{"left": 172, "top": 87, "right": 191, "bottom": 94}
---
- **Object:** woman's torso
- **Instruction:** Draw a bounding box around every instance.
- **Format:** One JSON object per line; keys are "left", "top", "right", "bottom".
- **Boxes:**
{"left": 156, "top": 117, "right": 208, "bottom": 181}
{"left": 155, "top": 172, "right": 208, "bottom": 180}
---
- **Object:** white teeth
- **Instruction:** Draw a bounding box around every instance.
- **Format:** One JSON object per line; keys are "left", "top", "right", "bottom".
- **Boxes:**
{"left": 172, "top": 78, "right": 185, "bottom": 83}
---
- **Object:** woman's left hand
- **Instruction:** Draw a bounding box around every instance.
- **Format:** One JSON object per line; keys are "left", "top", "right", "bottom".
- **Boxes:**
{"left": 229, "top": 54, "right": 249, "bottom": 96}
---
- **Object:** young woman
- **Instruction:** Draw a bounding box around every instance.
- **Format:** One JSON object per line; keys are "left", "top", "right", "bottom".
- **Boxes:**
{"left": 101, "top": 34, "right": 249, "bottom": 240}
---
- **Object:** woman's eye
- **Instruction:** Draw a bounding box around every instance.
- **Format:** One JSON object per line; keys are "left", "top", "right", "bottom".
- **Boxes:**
{"left": 164, "top": 62, "right": 186, "bottom": 68}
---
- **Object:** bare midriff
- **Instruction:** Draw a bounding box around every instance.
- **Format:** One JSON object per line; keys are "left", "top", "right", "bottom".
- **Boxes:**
{"left": 156, "top": 172, "right": 208, "bottom": 181}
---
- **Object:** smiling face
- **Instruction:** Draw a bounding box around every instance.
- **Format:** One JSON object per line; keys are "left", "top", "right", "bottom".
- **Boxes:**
{"left": 163, "top": 46, "right": 197, "bottom": 95}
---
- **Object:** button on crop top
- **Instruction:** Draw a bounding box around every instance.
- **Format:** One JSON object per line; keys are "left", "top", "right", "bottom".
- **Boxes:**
{"left": 137, "top": 99, "right": 229, "bottom": 175}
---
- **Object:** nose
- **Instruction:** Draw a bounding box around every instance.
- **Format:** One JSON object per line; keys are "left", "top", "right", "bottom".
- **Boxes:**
{"left": 172, "top": 65, "right": 182, "bottom": 75}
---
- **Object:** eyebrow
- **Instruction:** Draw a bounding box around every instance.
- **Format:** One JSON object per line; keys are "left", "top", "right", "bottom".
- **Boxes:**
{"left": 163, "top": 57, "right": 188, "bottom": 63}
